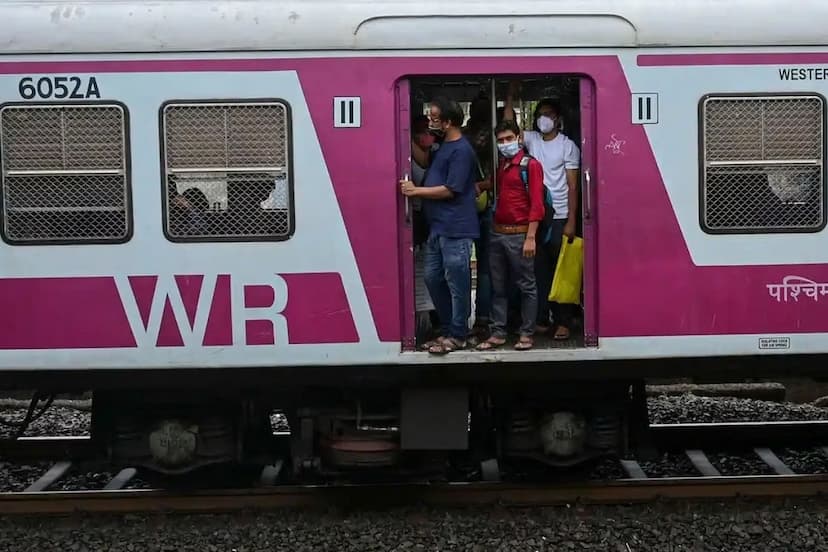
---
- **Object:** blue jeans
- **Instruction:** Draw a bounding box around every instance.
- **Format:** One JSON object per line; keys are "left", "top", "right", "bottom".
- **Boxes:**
{"left": 424, "top": 234, "right": 473, "bottom": 341}
{"left": 474, "top": 209, "right": 492, "bottom": 324}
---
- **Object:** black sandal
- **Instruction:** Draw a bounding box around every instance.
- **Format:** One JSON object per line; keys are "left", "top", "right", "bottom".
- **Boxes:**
{"left": 420, "top": 337, "right": 446, "bottom": 351}
{"left": 428, "top": 337, "right": 466, "bottom": 355}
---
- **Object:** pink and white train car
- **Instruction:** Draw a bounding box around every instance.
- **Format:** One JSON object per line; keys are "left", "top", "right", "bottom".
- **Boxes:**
{"left": 2, "top": 0, "right": 828, "bottom": 473}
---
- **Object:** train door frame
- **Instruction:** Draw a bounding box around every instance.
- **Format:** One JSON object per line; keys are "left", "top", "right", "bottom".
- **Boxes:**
{"left": 395, "top": 78, "right": 416, "bottom": 351}
{"left": 395, "top": 74, "right": 598, "bottom": 352}
{"left": 580, "top": 77, "right": 598, "bottom": 348}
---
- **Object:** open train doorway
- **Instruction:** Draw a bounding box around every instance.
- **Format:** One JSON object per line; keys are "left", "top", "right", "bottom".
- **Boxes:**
{"left": 398, "top": 75, "right": 596, "bottom": 354}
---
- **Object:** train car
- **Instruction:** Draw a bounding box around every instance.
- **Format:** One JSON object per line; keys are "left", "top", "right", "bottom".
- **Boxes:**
{"left": 2, "top": 0, "right": 828, "bottom": 478}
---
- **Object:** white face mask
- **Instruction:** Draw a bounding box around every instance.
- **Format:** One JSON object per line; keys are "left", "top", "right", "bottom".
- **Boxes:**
{"left": 537, "top": 115, "right": 556, "bottom": 134}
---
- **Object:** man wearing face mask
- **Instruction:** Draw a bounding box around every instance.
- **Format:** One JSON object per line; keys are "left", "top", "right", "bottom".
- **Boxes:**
{"left": 476, "top": 119, "right": 545, "bottom": 351}
{"left": 504, "top": 82, "right": 580, "bottom": 341}
{"left": 426, "top": 97, "right": 448, "bottom": 143}
{"left": 400, "top": 98, "right": 479, "bottom": 354}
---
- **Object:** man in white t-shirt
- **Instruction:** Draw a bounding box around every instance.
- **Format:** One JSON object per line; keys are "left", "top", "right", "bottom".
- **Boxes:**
{"left": 503, "top": 82, "right": 580, "bottom": 340}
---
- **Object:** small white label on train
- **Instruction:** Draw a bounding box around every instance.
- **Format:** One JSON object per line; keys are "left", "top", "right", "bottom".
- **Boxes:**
{"left": 758, "top": 337, "right": 790, "bottom": 350}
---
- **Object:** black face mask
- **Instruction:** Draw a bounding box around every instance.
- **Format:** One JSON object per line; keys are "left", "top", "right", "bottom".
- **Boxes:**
{"left": 428, "top": 126, "right": 446, "bottom": 141}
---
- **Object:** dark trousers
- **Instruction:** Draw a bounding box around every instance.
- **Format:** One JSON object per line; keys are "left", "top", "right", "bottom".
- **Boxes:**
{"left": 489, "top": 231, "right": 537, "bottom": 338}
{"left": 473, "top": 209, "right": 492, "bottom": 324}
{"left": 535, "top": 218, "right": 577, "bottom": 329}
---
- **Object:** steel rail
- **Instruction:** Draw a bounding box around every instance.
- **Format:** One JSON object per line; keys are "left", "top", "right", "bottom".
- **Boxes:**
{"left": 2, "top": 475, "right": 828, "bottom": 515}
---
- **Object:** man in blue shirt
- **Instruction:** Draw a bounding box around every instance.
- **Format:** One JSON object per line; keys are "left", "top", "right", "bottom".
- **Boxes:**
{"left": 401, "top": 97, "right": 479, "bottom": 354}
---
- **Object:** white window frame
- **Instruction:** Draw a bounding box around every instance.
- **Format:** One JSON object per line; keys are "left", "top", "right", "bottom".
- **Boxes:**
{"left": 160, "top": 100, "right": 294, "bottom": 243}
{"left": 0, "top": 102, "right": 131, "bottom": 245}
{"left": 700, "top": 94, "right": 826, "bottom": 234}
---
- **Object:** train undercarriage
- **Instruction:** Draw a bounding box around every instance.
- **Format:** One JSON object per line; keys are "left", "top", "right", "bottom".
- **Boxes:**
{"left": 82, "top": 381, "right": 645, "bottom": 481}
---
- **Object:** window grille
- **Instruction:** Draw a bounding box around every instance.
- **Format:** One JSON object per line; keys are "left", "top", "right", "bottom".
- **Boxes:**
{"left": 701, "top": 95, "right": 825, "bottom": 233}
{"left": 161, "top": 102, "right": 292, "bottom": 241}
{"left": 0, "top": 104, "right": 130, "bottom": 244}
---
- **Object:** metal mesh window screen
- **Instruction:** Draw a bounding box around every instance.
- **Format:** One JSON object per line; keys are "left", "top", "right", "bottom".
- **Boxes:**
{"left": 0, "top": 104, "right": 129, "bottom": 243}
{"left": 701, "top": 96, "right": 825, "bottom": 233}
{"left": 162, "top": 102, "right": 292, "bottom": 241}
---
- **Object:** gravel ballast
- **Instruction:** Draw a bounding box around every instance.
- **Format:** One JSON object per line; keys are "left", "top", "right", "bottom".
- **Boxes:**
{"left": 0, "top": 462, "right": 152, "bottom": 492}
{"left": 0, "top": 461, "right": 53, "bottom": 492}
{"left": 647, "top": 394, "right": 828, "bottom": 424}
{"left": 0, "top": 405, "right": 291, "bottom": 438}
{"left": 3, "top": 393, "right": 828, "bottom": 439}
{"left": 0, "top": 500, "right": 827, "bottom": 551}
{"left": 637, "top": 453, "right": 698, "bottom": 478}
{"left": 0, "top": 405, "right": 90, "bottom": 438}
{"left": 776, "top": 448, "right": 828, "bottom": 474}
{"left": 707, "top": 451, "right": 775, "bottom": 476}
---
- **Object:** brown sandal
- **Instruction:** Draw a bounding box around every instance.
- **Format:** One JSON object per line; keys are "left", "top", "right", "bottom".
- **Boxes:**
{"left": 514, "top": 336, "right": 534, "bottom": 350}
{"left": 476, "top": 337, "right": 506, "bottom": 351}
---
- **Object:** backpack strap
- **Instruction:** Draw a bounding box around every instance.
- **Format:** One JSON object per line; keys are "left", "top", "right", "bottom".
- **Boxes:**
{"left": 519, "top": 154, "right": 553, "bottom": 208}
{"left": 518, "top": 155, "right": 532, "bottom": 191}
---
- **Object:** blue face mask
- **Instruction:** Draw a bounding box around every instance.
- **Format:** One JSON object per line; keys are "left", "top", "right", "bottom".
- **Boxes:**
{"left": 498, "top": 141, "right": 521, "bottom": 158}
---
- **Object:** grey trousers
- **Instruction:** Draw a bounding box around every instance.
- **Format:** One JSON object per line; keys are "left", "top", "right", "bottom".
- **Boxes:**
{"left": 489, "top": 231, "right": 538, "bottom": 338}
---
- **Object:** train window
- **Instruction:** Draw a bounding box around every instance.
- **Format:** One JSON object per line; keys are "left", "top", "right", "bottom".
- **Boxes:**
{"left": 160, "top": 101, "right": 293, "bottom": 242}
{"left": 0, "top": 103, "right": 131, "bottom": 245}
{"left": 700, "top": 95, "right": 826, "bottom": 234}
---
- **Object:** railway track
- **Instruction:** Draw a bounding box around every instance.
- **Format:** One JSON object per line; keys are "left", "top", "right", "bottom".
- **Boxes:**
{"left": 2, "top": 475, "right": 828, "bottom": 515}
{"left": 3, "top": 421, "right": 828, "bottom": 515}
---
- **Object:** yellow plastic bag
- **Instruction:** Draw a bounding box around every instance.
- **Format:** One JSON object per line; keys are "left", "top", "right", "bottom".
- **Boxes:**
{"left": 548, "top": 237, "right": 583, "bottom": 304}
{"left": 475, "top": 190, "right": 489, "bottom": 212}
